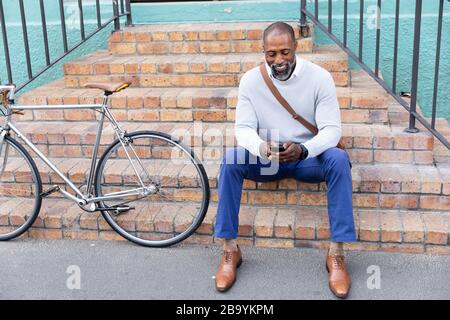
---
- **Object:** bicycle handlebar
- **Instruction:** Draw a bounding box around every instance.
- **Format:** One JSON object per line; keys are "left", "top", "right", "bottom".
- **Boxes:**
{"left": 0, "top": 85, "right": 16, "bottom": 102}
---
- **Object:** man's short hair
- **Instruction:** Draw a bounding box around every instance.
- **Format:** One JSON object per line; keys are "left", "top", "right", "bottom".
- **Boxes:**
{"left": 263, "top": 22, "right": 296, "bottom": 44}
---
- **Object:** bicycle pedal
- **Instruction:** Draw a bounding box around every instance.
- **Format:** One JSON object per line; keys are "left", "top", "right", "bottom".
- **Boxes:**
{"left": 99, "top": 206, "right": 134, "bottom": 215}
{"left": 40, "top": 185, "right": 60, "bottom": 197}
{"left": 115, "top": 206, "right": 134, "bottom": 213}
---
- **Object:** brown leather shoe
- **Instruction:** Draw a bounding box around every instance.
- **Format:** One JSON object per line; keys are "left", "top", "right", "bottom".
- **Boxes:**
{"left": 326, "top": 253, "right": 351, "bottom": 299}
{"left": 215, "top": 246, "right": 242, "bottom": 292}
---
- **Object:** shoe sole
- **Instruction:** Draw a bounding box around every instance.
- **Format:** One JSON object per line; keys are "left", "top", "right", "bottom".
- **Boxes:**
{"left": 216, "top": 258, "right": 243, "bottom": 293}
{"left": 325, "top": 262, "right": 350, "bottom": 299}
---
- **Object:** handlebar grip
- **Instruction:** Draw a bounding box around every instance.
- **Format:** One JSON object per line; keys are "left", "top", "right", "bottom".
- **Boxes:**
{"left": 0, "top": 85, "right": 16, "bottom": 102}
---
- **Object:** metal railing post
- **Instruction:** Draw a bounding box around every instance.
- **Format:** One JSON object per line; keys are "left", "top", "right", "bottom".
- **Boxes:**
{"left": 39, "top": 0, "right": 51, "bottom": 66}
{"left": 59, "top": 0, "right": 68, "bottom": 53}
{"left": 19, "top": 0, "right": 32, "bottom": 80}
{"left": 112, "top": 0, "right": 120, "bottom": 31}
{"left": 405, "top": 0, "right": 422, "bottom": 134}
{"left": 299, "top": 0, "right": 309, "bottom": 37}
{"left": 0, "top": 0, "right": 12, "bottom": 84}
{"left": 125, "top": 0, "right": 132, "bottom": 26}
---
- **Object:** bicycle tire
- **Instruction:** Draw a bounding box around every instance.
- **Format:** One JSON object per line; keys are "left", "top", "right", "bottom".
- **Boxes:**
{"left": 94, "top": 130, "right": 210, "bottom": 247}
{"left": 0, "top": 135, "right": 42, "bottom": 240}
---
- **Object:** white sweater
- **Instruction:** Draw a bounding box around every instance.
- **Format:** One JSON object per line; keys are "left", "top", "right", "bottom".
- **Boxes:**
{"left": 235, "top": 56, "right": 342, "bottom": 159}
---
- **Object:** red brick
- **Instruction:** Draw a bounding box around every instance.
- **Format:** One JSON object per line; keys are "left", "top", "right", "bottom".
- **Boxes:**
{"left": 238, "top": 207, "right": 257, "bottom": 237}
{"left": 425, "top": 246, "right": 450, "bottom": 255}
{"left": 359, "top": 211, "right": 380, "bottom": 242}
{"left": 316, "top": 209, "right": 330, "bottom": 240}
{"left": 274, "top": 209, "right": 295, "bottom": 238}
{"left": 63, "top": 230, "right": 98, "bottom": 241}
{"left": 381, "top": 243, "right": 424, "bottom": 254}
{"left": 420, "top": 196, "right": 450, "bottom": 211}
{"left": 295, "top": 208, "right": 316, "bottom": 240}
{"left": 380, "top": 195, "right": 419, "bottom": 209}
{"left": 29, "top": 228, "right": 62, "bottom": 239}
{"left": 255, "top": 238, "right": 294, "bottom": 248}
{"left": 401, "top": 213, "right": 424, "bottom": 243}
{"left": 254, "top": 208, "right": 276, "bottom": 237}
{"left": 248, "top": 191, "right": 286, "bottom": 205}
{"left": 374, "top": 150, "right": 413, "bottom": 163}
{"left": 99, "top": 231, "right": 127, "bottom": 241}
{"left": 380, "top": 212, "right": 402, "bottom": 243}
{"left": 353, "top": 194, "right": 378, "bottom": 208}
{"left": 80, "top": 212, "right": 100, "bottom": 230}
{"left": 295, "top": 240, "right": 330, "bottom": 250}
{"left": 422, "top": 214, "right": 448, "bottom": 245}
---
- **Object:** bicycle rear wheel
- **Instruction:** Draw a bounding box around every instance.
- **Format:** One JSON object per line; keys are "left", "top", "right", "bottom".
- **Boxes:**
{"left": 94, "top": 131, "right": 210, "bottom": 247}
{"left": 0, "top": 135, "right": 42, "bottom": 240}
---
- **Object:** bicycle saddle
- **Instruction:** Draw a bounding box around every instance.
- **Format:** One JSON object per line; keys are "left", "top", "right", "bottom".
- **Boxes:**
{"left": 84, "top": 80, "right": 132, "bottom": 95}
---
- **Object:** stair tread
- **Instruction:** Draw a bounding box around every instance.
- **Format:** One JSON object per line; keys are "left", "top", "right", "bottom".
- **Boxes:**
{"left": 64, "top": 46, "right": 347, "bottom": 71}
{"left": 9, "top": 153, "right": 448, "bottom": 186}
{"left": 0, "top": 197, "right": 447, "bottom": 244}
{"left": 116, "top": 21, "right": 310, "bottom": 33}
{"left": 20, "top": 69, "right": 388, "bottom": 101}
{"left": 13, "top": 120, "right": 434, "bottom": 141}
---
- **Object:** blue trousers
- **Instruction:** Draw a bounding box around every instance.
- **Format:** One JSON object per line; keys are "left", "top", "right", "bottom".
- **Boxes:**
{"left": 214, "top": 146, "right": 356, "bottom": 242}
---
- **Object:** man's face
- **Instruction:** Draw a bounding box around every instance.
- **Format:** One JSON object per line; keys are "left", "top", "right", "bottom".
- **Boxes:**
{"left": 263, "top": 33, "right": 297, "bottom": 81}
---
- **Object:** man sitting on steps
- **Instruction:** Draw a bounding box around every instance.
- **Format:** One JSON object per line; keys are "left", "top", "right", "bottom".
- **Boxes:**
{"left": 213, "top": 21, "right": 356, "bottom": 299}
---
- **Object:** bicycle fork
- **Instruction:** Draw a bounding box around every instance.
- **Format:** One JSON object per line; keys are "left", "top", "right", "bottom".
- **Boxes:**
{"left": 0, "top": 129, "right": 9, "bottom": 177}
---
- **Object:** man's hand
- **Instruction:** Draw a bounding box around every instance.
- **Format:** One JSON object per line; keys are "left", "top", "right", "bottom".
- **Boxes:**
{"left": 259, "top": 141, "right": 271, "bottom": 159}
{"left": 259, "top": 141, "right": 282, "bottom": 160}
{"left": 271, "top": 142, "right": 302, "bottom": 162}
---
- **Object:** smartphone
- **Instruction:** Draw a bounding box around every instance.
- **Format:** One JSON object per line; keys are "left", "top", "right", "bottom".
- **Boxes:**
{"left": 271, "top": 143, "right": 286, "bottom": 153}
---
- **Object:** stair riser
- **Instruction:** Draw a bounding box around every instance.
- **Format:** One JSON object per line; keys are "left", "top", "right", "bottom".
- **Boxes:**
{"left": 0, "top": 197, "right": 448, "bottom": 250}
{"left": 109, "top": 22, "right": 314, "bottom": 44}
{"left": 2, "top": 230, "right": 448, "bottom": 254}
{"left": 4, "top": 167, "right": 448, "bottom": 211}
{"left": 63, "top": 72, "right": 349, "bottom": 88}
{"left": 6, "top": 167, "right": 449, "bottom": 196}
{"left": 11, "top": 134, "right": 434, "bottom": 164}
{"left": 109, "top": 38, "right": 314, "bottom": 55}
{"left": 63, "top": 56, "right": 347, "bottom": 75}
{"left": 1, "top": 181, "right": 449, "bottom": 213}
{"left": 2, "top": 228, "right": 448, "bottom": 254}
{"left": 110, "top": 24, "right": 313, "bottom": 41}
{"left": 17, "top": 89, "right": 388, "bottom": 111}
{"left": 15, "top": 108, "right": 388, "bottom": 125}
{"left": 12, "top": 122, "right": 435, "bottom": 159}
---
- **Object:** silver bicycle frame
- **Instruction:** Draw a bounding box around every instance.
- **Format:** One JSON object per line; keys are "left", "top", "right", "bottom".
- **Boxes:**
{"left": 0, "top": 91, "right": 153, "bottom": 206}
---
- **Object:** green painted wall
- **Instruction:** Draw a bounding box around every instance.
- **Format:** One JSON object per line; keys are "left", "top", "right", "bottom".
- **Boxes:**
{"left": 0, "top": 0, "right": 448, "bottom": 120}
{"left": 308, "top": 0, "right": 450, "bottom": 122}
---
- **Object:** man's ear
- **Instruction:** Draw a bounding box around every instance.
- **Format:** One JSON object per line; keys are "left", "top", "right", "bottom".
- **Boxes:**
{"left": 293, "top": 39, "right": 298, "bottom": 51}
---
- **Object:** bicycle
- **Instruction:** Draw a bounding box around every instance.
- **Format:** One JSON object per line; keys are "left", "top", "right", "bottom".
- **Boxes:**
{"left": 0, "top": 81, "right": 210, "bottom": 247}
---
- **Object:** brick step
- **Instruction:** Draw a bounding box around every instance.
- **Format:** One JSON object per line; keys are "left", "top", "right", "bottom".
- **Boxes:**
{"left": 12, "top": 121, "right": 434, "bottom": 164}
{"left": 108, "top": 21, "right": 314, "bottom": 55}
{"left": 108, "top": 22, "right": 314, "bottom": 54}
{"left": 4, "top": 156, "right": 450, "bottom": 196}
{"left": 388, "top": 100, "right": 450, "bottom": 164}
{"left": 1, "top": 197, "right": 448, "bottom": 254}
{"left": 18, "top": 70, "right": 389, "bottom": 124}
{"left": 5, "top": 153, "right": 448, "bottom": 211}
{"left": 62, "top": 46, "right": 349, "bottom": 88}
{"left": 3, "top": 148, "right": 450, "bottom": 211}
{"left": 419, "top": 119, "right": 449, "bottom": 165}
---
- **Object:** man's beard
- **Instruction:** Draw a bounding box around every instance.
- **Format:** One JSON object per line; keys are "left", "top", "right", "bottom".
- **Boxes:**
{"left": 270, "top": 59, "right": 296, "bottom": 81}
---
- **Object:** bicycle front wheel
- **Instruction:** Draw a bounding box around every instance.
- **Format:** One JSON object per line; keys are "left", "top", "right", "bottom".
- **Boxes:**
{"left": 94, "top": 131, "right": 210, "bottom": 247}
{"left": 0, "top": 135, "right": 42, "bottom": 240}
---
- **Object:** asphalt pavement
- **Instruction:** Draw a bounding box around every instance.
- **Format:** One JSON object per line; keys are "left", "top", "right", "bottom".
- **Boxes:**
{"left": 0, "top": 239, "right": 448, "bottom": 300}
